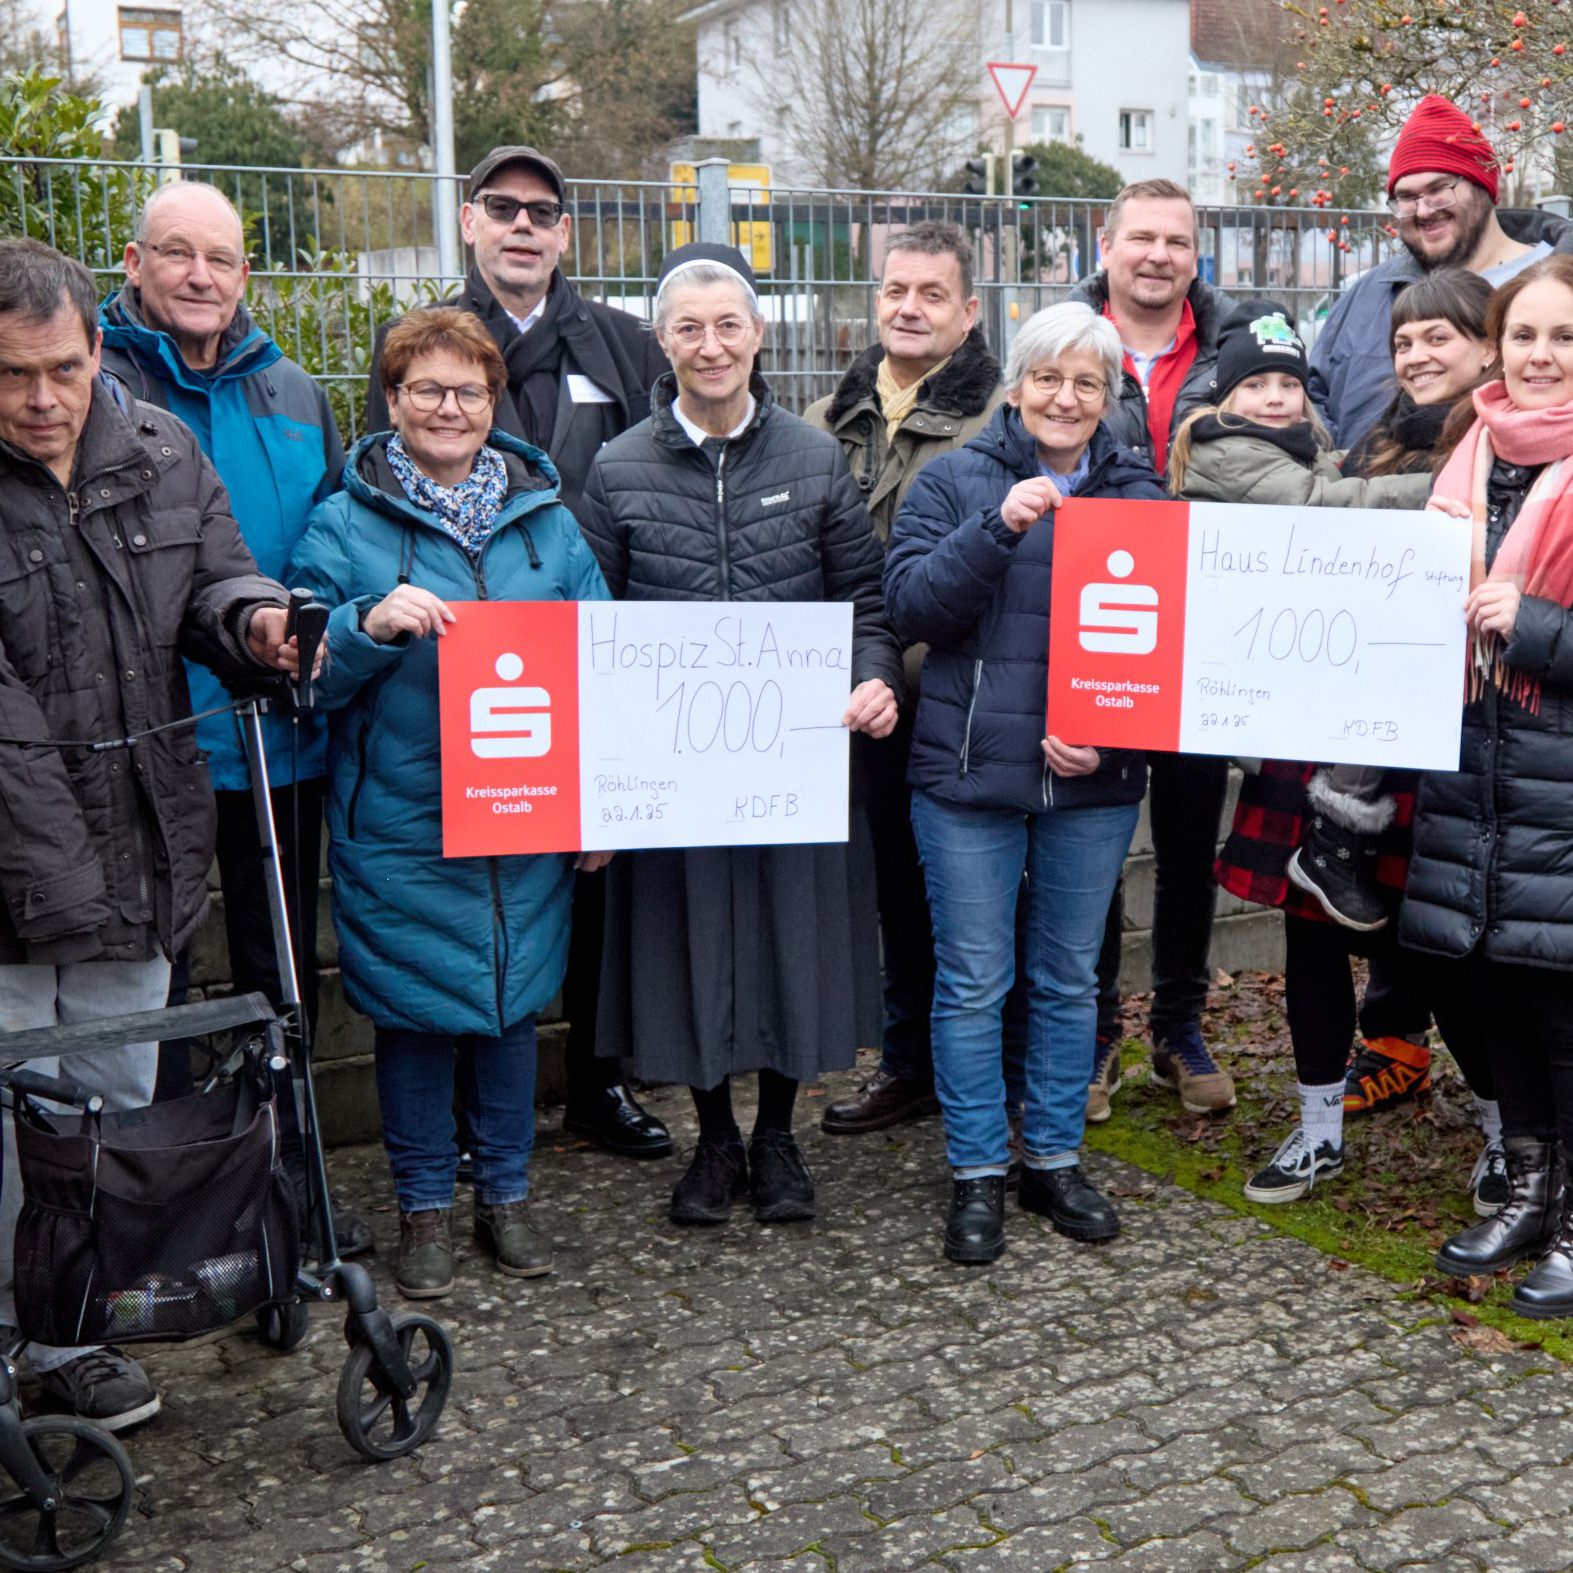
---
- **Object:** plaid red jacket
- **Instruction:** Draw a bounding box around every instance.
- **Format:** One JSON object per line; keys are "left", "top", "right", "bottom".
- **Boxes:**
{"left": 1214, "top": 760, "right": 1417, "bottom": 924}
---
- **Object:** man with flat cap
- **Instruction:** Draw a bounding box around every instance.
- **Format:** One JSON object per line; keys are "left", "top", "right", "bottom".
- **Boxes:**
{"left": 366, "top": 145, "right": 673, "bottom": 1162}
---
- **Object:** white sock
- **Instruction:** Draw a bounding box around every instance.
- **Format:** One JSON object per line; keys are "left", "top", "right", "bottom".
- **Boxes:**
{"left": 1298, "top": 1081, "right": 1345, "bottom": 1151}
{"left": 1474, "top": 1096, "right": 1503, "bottom": 1145}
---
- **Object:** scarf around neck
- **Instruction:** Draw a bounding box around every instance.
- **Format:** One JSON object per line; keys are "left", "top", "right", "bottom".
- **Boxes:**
{"left": 1432, "top": 379, "right": 1573, "bottom": 711}
{"left": 386, "top": 433, "right": 509, "bottom": 560}
{"left": 876, "top": 353, "right": 951, "bottom": 441}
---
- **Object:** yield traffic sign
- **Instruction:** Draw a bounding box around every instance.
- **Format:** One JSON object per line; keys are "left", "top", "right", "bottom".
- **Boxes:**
{"left": 987, "top": 62, "right": 1037, "bottom": 121}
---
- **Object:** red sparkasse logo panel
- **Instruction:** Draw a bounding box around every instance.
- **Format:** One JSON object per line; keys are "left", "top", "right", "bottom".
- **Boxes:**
{"left": 1046, "top": 498, "right": 1190, "bottom": 750}
{"left": 438, "top": 600, "right": 582, "bottom": 856}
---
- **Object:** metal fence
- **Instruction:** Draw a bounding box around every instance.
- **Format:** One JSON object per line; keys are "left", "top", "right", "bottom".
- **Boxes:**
{"left": 1, "top": 154, "right": 1399, "bottom": 434}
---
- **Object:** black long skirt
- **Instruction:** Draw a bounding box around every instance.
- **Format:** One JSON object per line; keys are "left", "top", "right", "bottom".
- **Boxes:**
{"left": 595, "top": 808, "right": 882, "bottom": 1089}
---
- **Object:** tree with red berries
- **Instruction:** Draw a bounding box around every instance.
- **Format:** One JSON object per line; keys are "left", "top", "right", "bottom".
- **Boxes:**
{"left": 1253, "top": 1, "right": 1573, "bottom": 207}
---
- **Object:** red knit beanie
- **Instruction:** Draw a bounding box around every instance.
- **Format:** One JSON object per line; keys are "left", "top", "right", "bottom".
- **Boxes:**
{"left": 1387, "top": 94, "right": 1500, "bottom": 201}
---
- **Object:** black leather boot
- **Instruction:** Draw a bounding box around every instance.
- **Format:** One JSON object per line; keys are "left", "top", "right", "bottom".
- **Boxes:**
{"left": 1435, "top": 1136, "right": 1562, "bottom": 1276}
{"left": 1513, "top": 1153, "right": 1573, "bottom": 1319}
{"left": 944, "top": 1175, "right": 1006, "bottom": 1264}
{"left": 1019, "top": 1164, "right": 1121, "bottom": 1242}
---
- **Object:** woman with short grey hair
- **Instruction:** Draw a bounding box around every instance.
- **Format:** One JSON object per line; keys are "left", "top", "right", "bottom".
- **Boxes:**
{"left": 883, "top": 300, "right": 1165, "bottom": 1266}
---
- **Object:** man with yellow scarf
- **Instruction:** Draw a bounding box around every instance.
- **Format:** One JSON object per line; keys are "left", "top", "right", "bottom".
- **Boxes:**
{"left": 806, "top": 220, "right": 1005, "bottom": 1138}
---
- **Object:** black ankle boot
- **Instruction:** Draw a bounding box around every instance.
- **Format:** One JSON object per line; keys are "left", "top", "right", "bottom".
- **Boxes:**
{"left": 1019, "top": 1164, "right": 1121, "bottom": 1242}
{"left": 944, "top": 1175, "right": 1006, "bottom": 1264}
{"left": 1435, "top": 1137, "right": 1562, "bottom": 1276}
{"left": 1513, "top": 1153, "right": 1573, "bottom": 1319}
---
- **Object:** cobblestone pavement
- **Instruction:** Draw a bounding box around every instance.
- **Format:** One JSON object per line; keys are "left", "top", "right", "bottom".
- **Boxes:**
{"left": 84, "top": 1067, "right": 1573, "bottom": 1573}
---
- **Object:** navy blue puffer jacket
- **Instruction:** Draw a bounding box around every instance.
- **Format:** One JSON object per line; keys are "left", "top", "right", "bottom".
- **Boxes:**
{"left": 884, "top": 405, "right": 1163, "bottom": 814}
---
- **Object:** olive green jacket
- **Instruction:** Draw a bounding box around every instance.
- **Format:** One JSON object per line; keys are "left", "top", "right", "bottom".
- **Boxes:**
{"left": 803, "top": 327, "right": 1005, "bottom": 545}
{"left": 1177, "top": 426, "right": 1433, "bottom": 510}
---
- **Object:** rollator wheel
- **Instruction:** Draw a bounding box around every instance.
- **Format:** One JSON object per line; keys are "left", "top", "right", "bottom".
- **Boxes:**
{"left": 254, "top": 1299, "right": 311, "bottom": 1353}
{"left": 335, "top": 1313, "right": 452, "bottom": 1462}
{"left": 0, "top": 1417, "right": 133, "bottom": 1570}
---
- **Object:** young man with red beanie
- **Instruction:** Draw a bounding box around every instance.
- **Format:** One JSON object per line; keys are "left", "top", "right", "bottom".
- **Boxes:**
{"left": 1310, "top": 93, "right": 1573, "bottom": 449}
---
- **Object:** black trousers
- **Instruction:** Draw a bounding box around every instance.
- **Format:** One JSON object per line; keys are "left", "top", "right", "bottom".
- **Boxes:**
{"left": 162, "top": 780, "right": 325, "bottom": 1098}
{"left": 1096, "top": 752, "right": 1231, "bottom": 1040}
{"left": 562, "top": 866, "right": 623, "bottom": 1104}
{"left": 1425, "top": 951, "right": 1572, "bottom": 1149}
{"left": 857, "top": 716, "right": 938, "bottom": 1087}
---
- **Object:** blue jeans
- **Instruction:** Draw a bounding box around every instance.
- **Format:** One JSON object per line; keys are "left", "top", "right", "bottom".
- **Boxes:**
{"left": 911, "top": 790, "right": 1139, "bottom": 1174}
{"left": 374, "top": 1019, "right": 538, "bottom": 1210}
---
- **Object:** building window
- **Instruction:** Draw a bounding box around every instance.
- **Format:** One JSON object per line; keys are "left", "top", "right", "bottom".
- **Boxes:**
{"left": 1030, "top": 0, "right": 1068, "bottom": 48}
{"left": 724, "top": 20, "right": 741, "bottom": 68}
{"left": 773, "top": 0, "right": 790, "bottom": 51}
{"left": 1031, "top": 106, "right": 1070, "bottom": 144}
{"left": 1119, "top": 109, "right": 1153, "bottom": 152}
{"left": 118, "top": 5, "right": 182, "bottom": 61}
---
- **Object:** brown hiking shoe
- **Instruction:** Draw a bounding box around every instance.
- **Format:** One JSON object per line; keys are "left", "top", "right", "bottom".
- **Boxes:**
{"left": 1151, "top": 1024, "right": 1236, "bottom": 1114}
{"left": 396, "top": 1208, "right": 454, "bottom": 1300}
{"left": 1087, "top": 1035, "right": 1122, "bottom": 1123}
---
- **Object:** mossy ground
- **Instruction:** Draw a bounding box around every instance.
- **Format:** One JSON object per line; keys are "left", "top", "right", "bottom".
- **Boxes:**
{"left": 1084, "top": 968, "right": 1573, "bottom": 1361}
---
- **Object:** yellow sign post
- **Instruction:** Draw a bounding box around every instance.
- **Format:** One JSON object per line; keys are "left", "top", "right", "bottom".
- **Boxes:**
{"left": 669, "top": 162, "right": 773, "bottom": 274}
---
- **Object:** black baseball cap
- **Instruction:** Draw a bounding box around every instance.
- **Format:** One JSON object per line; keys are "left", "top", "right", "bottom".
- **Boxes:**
{"left": 468, "top": 146, "right": 567, "bottom": 203}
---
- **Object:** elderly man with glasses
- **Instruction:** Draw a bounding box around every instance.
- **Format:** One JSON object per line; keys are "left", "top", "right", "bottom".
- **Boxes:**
{"left": 1310, "top": 94, "right": 1573, "bottom": 450}
{"left": 366, "top": 146, "right": 673, "bottom": 1163}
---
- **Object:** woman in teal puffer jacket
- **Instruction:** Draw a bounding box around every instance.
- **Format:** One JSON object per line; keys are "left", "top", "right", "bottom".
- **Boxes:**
{"left": 288, "top": 307, "right": 609, "bottom": 1300}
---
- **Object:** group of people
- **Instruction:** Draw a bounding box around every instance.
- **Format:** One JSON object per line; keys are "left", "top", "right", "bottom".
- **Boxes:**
{"left": 6, "top": 90, "right": 1573, "bottom": 1435}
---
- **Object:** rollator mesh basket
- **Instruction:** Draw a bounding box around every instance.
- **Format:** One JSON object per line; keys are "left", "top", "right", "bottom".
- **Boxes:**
{"left": 11, "top": 1070, "right": 300, "bottom": 1346}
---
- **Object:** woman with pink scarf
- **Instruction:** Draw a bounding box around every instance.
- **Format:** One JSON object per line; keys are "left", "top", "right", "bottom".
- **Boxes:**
{"left": 1404, "top": 254, "right": 1573, "bottom": 1317}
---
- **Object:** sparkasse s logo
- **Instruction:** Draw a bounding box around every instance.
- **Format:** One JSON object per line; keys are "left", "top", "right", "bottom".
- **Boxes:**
{"left": 470, "top": 652, "right": 552, "bottom": 758}
{"left": 1078, "top": 550, "right": 1159, "bottom": 655}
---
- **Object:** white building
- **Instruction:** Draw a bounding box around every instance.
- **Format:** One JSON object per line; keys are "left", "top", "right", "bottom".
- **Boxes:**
{"left": 686, "top": 0, "right": 1191, "bottom": 189}
{"left": 56, "top": 0, "right": 183, "bottom": 112}
{"left": 1187, "top": 0, "right": 1280, "bottom": 204}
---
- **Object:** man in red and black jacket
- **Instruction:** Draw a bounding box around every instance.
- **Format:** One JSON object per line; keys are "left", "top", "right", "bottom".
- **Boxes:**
{"left": 1068, "top": 179, "right": 1239, "bottom": 1121}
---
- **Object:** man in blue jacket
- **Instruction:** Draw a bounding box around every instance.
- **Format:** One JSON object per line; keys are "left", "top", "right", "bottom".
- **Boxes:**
{"left": 99, "top": 182, "right": 367, "bottom": 1253}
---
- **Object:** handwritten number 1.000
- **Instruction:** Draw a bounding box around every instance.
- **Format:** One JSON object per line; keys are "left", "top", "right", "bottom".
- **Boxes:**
{"left": 655, "top": 679, "right": 786, "bottom": 755}
{"left": 1234, "top": 606, "right": 1357, "bottom": 667}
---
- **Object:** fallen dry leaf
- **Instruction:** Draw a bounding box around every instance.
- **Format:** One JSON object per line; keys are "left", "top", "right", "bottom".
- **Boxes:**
{"left": 1450, "top": 1324, "right": 1516, "bottom": 1354}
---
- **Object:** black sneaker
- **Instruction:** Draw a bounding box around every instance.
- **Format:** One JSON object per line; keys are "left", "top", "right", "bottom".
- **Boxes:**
{"left": 37, "top": 1347, "right": 160, "bottom": 1432}
{"left": 1243, "top": 1126, "right": 1344, "bottom": 1204}
{"left": 1287, "top": 816, "right": 1388, "bottom": 931}
{"left": 748, "top": 1129, "right": 816, "bottom": 1223}
{"left": 1471, "top": 1136, "right": 1510, "bottom": 1217}
{"left": 670, "top": 1136, "right": 748, "bottom": 1225}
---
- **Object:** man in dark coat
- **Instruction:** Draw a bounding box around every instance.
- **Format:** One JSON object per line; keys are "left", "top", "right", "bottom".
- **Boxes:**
{"left": 1068, "top": 180, "right": 1237, "bottom": 1121}
{"left": 804, "top": 221, "right": 1004, "bottom": 1136}
{"left": 365, "top": 146, "right": 672, "bottom": 1159}
{"left": 0, "top": 239, "right": 302, "bottom": 1429}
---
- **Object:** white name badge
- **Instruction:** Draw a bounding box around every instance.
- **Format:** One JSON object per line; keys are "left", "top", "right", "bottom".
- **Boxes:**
{"left": 567, "top": 374, "right": 616, "bottom": 404}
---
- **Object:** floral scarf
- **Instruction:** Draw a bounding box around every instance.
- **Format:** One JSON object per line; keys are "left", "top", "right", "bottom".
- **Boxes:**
{"left": 386, "top": 434, "right": 508, "bottom": 560}
{"left": 1432, "top": 379, "right": 1573, "bottom": 712}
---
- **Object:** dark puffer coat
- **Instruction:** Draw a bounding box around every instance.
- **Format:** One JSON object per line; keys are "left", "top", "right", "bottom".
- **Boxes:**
{"left": 1401, "top": 458, "right": 1573, "bottom": 970}
{"left": 0, "top": 381, "right": 285, "bottom": 966}
{"left": 577, "top": 372, "right": 902, "bottom": 692}
{"left": 883, "top": 405, "right": 1164, "bottom": 815}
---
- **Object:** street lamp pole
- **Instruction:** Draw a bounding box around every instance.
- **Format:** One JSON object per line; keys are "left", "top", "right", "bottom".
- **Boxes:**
{"left": 430, "top": 0, "right": 460, "bottom": 283}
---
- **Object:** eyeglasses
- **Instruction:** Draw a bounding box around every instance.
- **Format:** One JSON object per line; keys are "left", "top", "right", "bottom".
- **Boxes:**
{"left": 395, "top": 381, "right": 494, "bottom": 413}
{"left": 1028, "top": 370, "right": 1107, "bottom": 401}
{"left": 666, "top": 318, "right": 754, "bottom": 349}
{"left": 142, "top": 241, "right": 244, "bottom": 276}
{"left": 473, "top": 194, "right": 565, "bottom": 228}
{"left": 1386, "top": 177, "right": 1462, "bottom": 218}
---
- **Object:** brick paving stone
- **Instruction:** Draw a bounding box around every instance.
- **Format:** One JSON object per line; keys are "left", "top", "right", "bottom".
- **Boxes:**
{"left": 28, "top": 1075, "right": 1560, "bottom": 1573}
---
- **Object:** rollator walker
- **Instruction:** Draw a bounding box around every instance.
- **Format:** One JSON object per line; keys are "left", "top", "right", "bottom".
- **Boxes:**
{"left": 0, "top": 592, "right": 453, "bottom": 1569}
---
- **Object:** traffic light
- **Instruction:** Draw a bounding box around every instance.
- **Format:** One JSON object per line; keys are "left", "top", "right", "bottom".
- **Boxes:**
{"left": 1011, "top": 151, "right": 1040, "bottom": 202}
{"left": 963, "top": 154, "right": 994, "bottom": 196}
